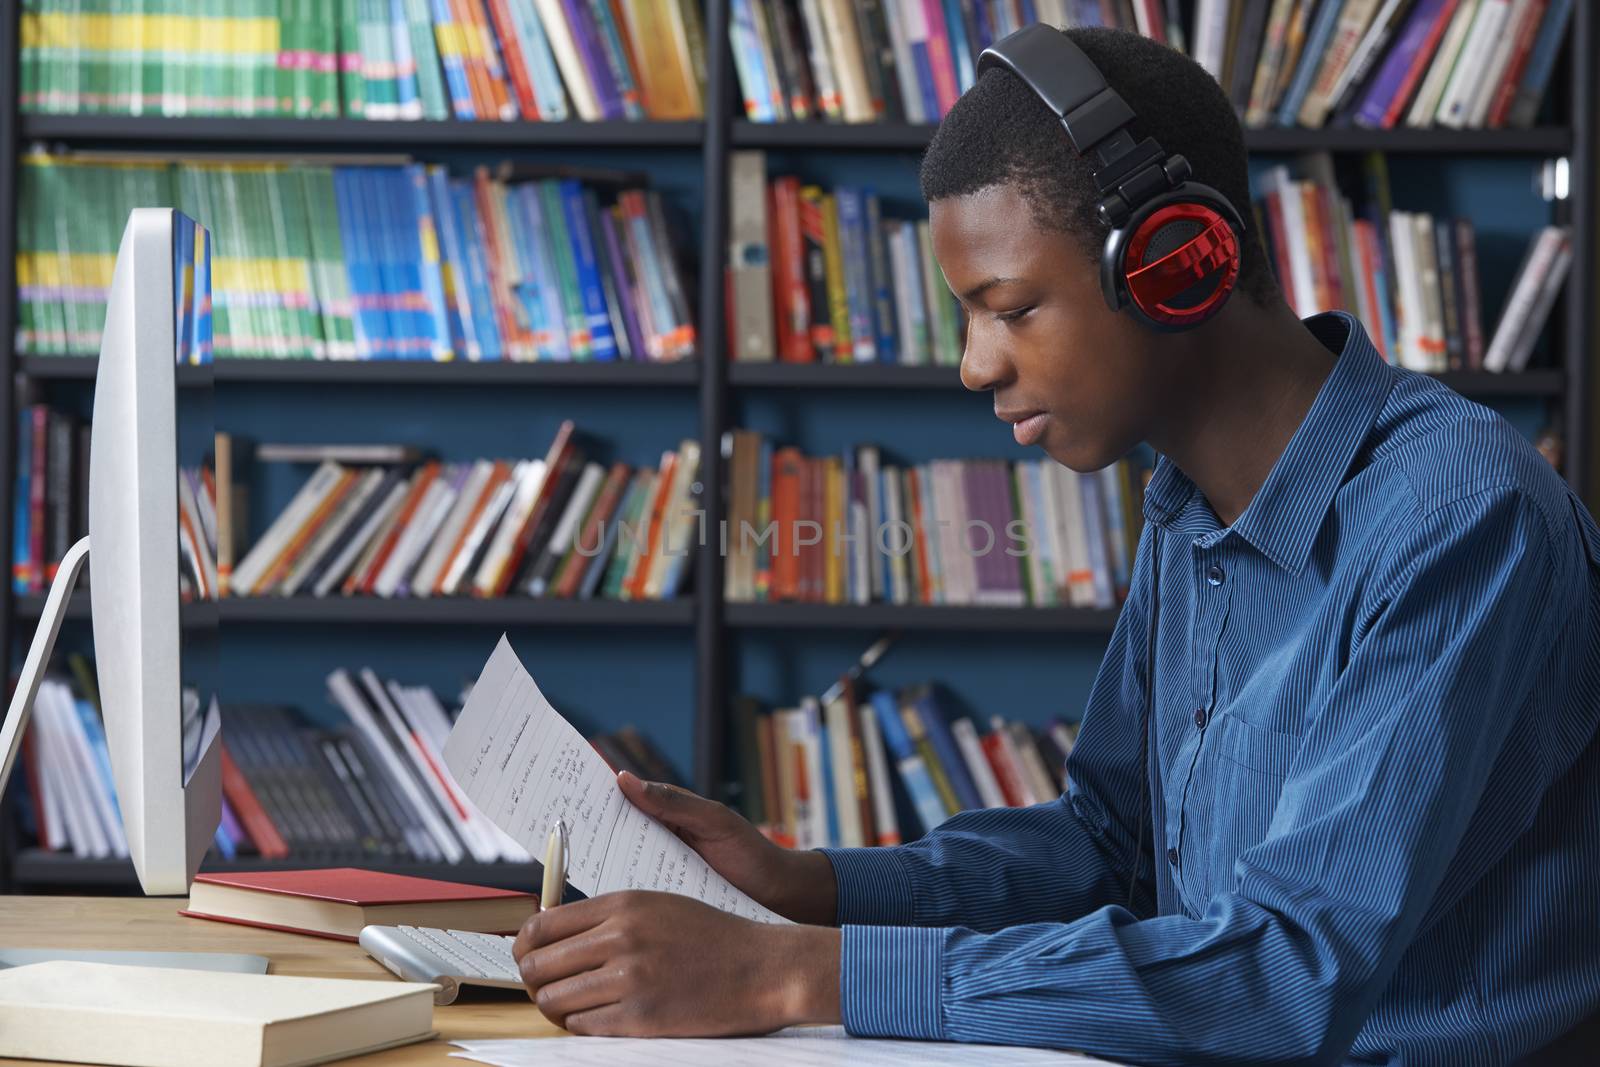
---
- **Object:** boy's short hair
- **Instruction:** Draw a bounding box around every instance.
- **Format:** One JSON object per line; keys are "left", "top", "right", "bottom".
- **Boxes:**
{"left": 920, "top": 27, "right": 1278, "bottom": 307}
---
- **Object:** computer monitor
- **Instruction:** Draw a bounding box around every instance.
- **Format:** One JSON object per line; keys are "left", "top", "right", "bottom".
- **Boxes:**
{"left": 0, "top": 207, "right": 222, "bottom": 896}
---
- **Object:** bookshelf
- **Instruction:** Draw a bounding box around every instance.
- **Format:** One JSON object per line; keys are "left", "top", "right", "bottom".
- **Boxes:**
{"left": 1, "top": 0, "right": 1594, "bottom": 893}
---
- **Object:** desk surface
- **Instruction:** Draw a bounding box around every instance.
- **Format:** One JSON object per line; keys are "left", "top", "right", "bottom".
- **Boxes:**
{"left": 0, "top": 896, "right": 562, "bottom": 1065}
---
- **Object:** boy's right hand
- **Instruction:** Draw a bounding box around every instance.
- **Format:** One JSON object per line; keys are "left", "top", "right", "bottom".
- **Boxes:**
{"left": 617, "top": 770, "right": 838, "bottom": 926}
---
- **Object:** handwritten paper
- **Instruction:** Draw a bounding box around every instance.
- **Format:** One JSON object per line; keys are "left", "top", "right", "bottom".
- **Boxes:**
{"left": 443, "top": 636, "right": 785, "bottom": 923}
{"left": 450, "top": 1029, "right": 1125, "bottom": 1066}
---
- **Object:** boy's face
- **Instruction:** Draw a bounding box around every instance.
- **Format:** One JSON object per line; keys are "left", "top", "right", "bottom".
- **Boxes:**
{"left": 931, "top": 183, "right": 1169, "bottom": 472}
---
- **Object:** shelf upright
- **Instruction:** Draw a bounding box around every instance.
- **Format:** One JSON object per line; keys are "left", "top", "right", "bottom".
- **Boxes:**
{"left": 694, "top": 0, "right": 734, "bottom": 798}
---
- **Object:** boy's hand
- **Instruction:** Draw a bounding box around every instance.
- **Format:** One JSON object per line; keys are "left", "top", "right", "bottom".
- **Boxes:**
{"left": 512, "top": 891, "right": 842, "bottom": 1036}
{"left": 617, "top": 771, "right": 837, "bottom": 925}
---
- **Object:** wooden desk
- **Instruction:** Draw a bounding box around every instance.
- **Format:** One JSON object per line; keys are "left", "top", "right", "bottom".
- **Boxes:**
{"left": 0, "top": 896, "right": 561, "bottom": 1065}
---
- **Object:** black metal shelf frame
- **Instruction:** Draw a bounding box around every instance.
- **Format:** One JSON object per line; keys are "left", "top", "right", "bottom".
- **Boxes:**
{"left": 0, "top": 1, "right": 1592, "bottom": 890}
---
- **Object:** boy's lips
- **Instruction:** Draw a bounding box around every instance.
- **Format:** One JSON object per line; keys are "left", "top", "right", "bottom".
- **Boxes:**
{"left": 997, "top": 409, "right": 1049, "bottom": 447}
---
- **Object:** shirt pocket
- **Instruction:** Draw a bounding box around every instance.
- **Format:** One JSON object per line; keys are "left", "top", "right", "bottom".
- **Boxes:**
{"left": 1177, "top": 713, "right": 1299, "bottom": 910}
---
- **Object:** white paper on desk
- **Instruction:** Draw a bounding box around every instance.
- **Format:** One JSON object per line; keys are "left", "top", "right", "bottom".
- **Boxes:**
{"left": 443, "top": 635, "right": 785, "bottom": 923}
{"left": 450, "top": 1029, "right": 1125, "bottom": 1066}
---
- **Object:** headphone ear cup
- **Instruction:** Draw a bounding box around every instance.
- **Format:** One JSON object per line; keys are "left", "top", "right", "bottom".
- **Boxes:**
{"left": 1131, "top": 217, "right": 1224, "bottom": 311}
{"left": 1116, "top": 197, "right": 1242, "bottom": 330}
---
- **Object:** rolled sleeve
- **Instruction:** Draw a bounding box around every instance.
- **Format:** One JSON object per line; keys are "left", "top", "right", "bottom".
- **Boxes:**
{"left": 840, "top": 924, "right": 945, "bottom": 1040}
{"left": 816, "top": 846, "right": 916, "bottom": 926}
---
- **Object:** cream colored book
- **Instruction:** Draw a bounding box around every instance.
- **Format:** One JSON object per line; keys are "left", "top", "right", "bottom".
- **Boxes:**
{"left": 0, "top": 960, "right": 435, "bottom": 1067}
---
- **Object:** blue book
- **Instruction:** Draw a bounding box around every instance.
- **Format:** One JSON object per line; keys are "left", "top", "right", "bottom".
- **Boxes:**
{"left": 332, "top": 169, "right": 378, "bottom": 359}
{"left": 587, "top": 0, "right": 647, "bottom": 120}
{"left": 970, "top": 0, "right": 994, "bottom": 53}
{"left": 1074, "top": 1, "right": 1103, "bottom": 26}
{"left": 729, "top": 0, "right": 776, "bottom": 121}
{"left": 383, "top": 168, "right": 425, "bottom": 359}
{"left": 1017, "top": 0, "right": 1038, "bottom": 26}
{"left": 863, "top": 193, "right": 898, "bottom": 363}
{"left": 908, "top": 41, "right": 940, "bottom": 124}
{"left": 425, "top": 166, "right": 476, "bottom": 359}
{"left": 941, "top": 0, "right": 976, "bottom": 93}
{"left": 1508, "top": 0, "right": 1575, "bottom": 129}
{"left": 1097, "top": 465, "right": 1130, "bottom": 600}
{"left": 451, "top": 181, "right": 504, "bottom": 361}
{"left": 361, "top": 168, "right": 403, "bottom": 358}
{"left": 517, "top": 186, "right": 571, "bottom": 361}
{"left": 1079, "top": 471, "right": 1115, "bottom": 609}
{"left": 405, "top": 165, "right": 452, "bottom": 361}
{"left": 908, "top": 687, "right": 982, "bottom": 812}
{"left": 1276, "top": 0, "right": 1343, "bottom": 127}
{"left": 428, "top": 0, "right": 476, "bottom": 119}
{"left": 869, "top": 690, "right": 949, "bottom": 834}
{"left": 558, "top": 179, "right": 618, "bottom": 360}
{"left": 834, "top": 187, "right": 877, "bottom": 362}
{"left": 388, "top": 0, "right": 421, "bottom": 118}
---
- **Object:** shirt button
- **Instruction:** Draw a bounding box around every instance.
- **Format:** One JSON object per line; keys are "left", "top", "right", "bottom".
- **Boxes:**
{"left": 1207, "top": 564, "right": 1226, "bottom": 586}
{"left": 1194, "top": 707, "right": 1208, "bottom": 729}
{"left": 1166, "top": 847, "right": 1180, "bottom": 867}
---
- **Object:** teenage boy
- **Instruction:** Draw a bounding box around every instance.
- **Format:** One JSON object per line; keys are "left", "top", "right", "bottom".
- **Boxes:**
{"left": 512, "top": 27, "right": 1600, "bottom": 1065}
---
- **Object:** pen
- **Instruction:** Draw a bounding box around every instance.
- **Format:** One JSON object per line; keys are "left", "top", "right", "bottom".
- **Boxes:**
{"left": 540, "top": 819, "right": 567, "bottom": 912}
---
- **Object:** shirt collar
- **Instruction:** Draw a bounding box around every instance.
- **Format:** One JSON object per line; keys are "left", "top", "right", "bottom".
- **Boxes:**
{"left": 1142, "top": 311, "right": 1395, "bottom": 573}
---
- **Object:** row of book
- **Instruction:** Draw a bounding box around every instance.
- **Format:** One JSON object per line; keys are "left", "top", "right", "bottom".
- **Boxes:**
{"left": 10, "top": 402, "right": 89, "bottom": 597}
{"left": 226, "top": 426, "right": 700, "bottom": 602}
{"left": 1256, "top": 152, "right": 1569, "bottom": 373}
{"left": 732, "top": 682, "right": 1077, "bottom": 848}
{"left": 728, "top": 152, "right": 964, "bottom": 365}
{"left": 723, "top": 431, "right": 1143, "bottom": 608}
{"left": 20, "top": 0, "right": 708, "bottom": 122}
{"left": 728, "top": 0, "right": 1573, "bottom": 130}
{"left": 14, "top": 660, "right": 681, "bottom": 864}
{"left": 17, "top": 154, "right": 697, "bottom": 363}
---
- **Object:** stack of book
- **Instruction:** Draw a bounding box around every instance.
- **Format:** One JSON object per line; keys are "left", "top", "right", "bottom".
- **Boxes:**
{"left": 722, "top": 431, "right": 1143, "bottom": 609}
{"left": 19, "top": 0, "right": 707, "bottom": 121}
{"left": 17, "top": 154, "right": 696, "bottom": 363}
{"left": 1256, "top": 152, "right": 1571, "bottom": 373}
{"left": 13, "top": 661, "right": 681, "bottom": 866}
{"left": 732, "top": 682, "right": 1078, "bottom": 846}
{"left": 727, "top": 1, "right": 1573, "bottom": 130}
{"left": 224, "top": 425, "right": 700, "bottom": 602}
{"left": 10, "top": 400, "right": 89, "bottom": 596}
{"left": 727, "top": 151, "right": 965, "bottom": 365}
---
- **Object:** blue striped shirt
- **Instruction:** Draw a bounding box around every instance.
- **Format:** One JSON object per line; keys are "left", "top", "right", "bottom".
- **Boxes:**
{"left": 820, "top": 312, "right": 1600, "bottom": 1065}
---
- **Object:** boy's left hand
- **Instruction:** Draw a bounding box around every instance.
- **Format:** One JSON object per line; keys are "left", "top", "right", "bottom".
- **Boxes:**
{"left": 511, "top": 890, "right": 842, "bottom": 1036}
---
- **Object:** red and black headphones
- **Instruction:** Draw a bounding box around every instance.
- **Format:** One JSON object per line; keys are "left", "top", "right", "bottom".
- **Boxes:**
{"left": 977, "top": 25, "right": 1245, "bottom": 332}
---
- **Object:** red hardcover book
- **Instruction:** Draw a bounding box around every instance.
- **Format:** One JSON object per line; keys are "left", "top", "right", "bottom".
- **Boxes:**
{"left": 770, "top": 178, "right": 813, "bottom": 363}
{"left": 906, "top": 467, "right": 933, "bottom": 605}
{"left": 981, "top": 732, "right": 1027, "bottom": 808}
{"left": 218, "top": 741, "right": 290, "bottom": 860}
{"left": 1380, "top": 0, "right": 1462, "bottom": 129}
{"left": 483, "top": 0, "right": 541, "bottom": 118}
{"left": 181, "top": 868, "right": 537, "bottom": 942}
{"left": 771, "top": 446, "right": 803, "bottom": 601}
{"left": 1486, "top": 0, "right": 1547, "bottom": 128}
{"left": 624, "top": 448, "right": 678, "bottom": 600}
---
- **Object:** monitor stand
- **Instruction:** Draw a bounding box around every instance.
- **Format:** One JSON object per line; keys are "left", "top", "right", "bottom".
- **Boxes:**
{"left": 0, "top": 536, "right": 246, "bottom": 971}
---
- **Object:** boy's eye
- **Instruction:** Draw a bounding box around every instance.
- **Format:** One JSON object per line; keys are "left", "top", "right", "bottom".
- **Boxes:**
{"left": 996, "top": 305, "right": 1034, "bottom": 323}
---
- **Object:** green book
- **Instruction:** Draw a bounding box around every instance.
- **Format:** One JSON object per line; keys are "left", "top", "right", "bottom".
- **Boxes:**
{"left": 402, "top": 0, "right": 447, "bottom": 120}
{"left": 311, "top": 0, "right": 339, "bottom": 116}
{"left": 538, "top": 180, "right": 591, "bottom": 360}
{"left": 253, "top": 167, "right": 292, "bottom": 358}
{"left": 14, "top": 160, "right": 42, "bottom": 353}
{"left": 336, "top": 0, "right": 363, "bottom": 116}
{"left": 300, "top": 167, "right": 358, "bottom": 359}
{"left": 359, "top": 0, "right": 396, "bottom": 119}
{"left": 271, "top": 167, "right": 318, "bottom": 357}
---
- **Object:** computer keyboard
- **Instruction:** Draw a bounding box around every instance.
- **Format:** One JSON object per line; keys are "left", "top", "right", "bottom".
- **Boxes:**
{"left": 359, "top": 924, "right": 525, "bottom": 1005}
